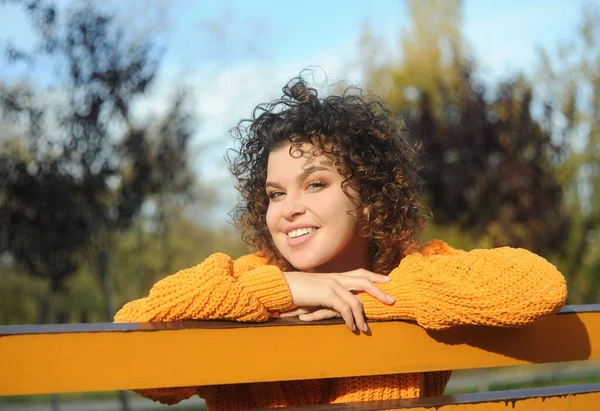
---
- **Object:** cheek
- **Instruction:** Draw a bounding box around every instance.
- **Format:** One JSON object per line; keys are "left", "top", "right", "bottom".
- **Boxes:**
{"left": 322, "top": 195, "right": 358, "bottom": 223}
{"left": 339, "top": 210, "right": 359, "bottom": 231}
{"left": 265, "top": 204, "right": 278, "bottom": 234}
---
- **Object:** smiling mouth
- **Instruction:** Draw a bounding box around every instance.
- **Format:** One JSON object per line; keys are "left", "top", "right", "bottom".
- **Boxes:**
{"left": 287, "top": 227, "right": 318, "bottom": 238}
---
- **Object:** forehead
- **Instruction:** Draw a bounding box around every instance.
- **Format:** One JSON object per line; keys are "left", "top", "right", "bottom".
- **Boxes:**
{"left": 267, "top": 143, "right": 335, "bottom": 175}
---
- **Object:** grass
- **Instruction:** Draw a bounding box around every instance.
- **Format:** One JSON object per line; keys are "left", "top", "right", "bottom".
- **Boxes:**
{"left": 445, "top": 373, "right": 600, "bottom": 395}
{"left": 0, "top": 391, "right": 118, "bottom": 404}
{"left": 0, "top": 392, "right": 207, "bottom": 410}
{"left": 490, "top": 374, "right": 600, "bottom": 391}
{"left": 3, "top": 374, "right": 599, "bottom": 409}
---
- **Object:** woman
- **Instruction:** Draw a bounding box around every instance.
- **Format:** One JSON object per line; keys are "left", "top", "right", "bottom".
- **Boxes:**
{"left": 115, "top": 77, "right": 567, "bottom": 410}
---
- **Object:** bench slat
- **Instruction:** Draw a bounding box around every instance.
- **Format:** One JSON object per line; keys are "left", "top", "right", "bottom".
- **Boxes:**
{"left": 1, "top": 306, "right": 599, "bottom": 396}
{"left": 259, "top": 383, "right": 600, "bottom": 410}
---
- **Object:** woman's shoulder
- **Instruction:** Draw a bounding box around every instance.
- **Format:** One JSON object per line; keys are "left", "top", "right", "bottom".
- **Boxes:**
{"left": 419, "top": 239, "right": 466, "bottom": 257}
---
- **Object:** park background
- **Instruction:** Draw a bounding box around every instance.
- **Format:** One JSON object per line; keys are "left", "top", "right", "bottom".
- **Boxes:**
{"left": 1, "top": 0, "right": 599, "bottom": 410}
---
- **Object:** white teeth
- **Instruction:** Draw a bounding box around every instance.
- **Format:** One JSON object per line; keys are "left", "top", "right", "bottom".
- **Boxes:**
{"left": 288, "top": 227, "right": 317, "bottom": 238}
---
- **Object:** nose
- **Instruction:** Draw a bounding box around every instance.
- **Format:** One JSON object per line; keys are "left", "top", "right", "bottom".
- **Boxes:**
{"left": 281, "top": 192, "right": 306, "bottom": 220}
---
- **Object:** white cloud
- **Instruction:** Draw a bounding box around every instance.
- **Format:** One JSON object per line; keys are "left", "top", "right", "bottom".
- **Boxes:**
{"left": 133, "top": 47, "right": 358, "bottom": 226}
{"left": 463, "top": 0, "right": 582, "bottom": 81}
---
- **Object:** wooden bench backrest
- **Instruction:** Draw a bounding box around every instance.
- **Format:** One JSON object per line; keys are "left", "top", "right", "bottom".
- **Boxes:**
{"left": 1, "top": 305, "right": 599, "bottom": 409}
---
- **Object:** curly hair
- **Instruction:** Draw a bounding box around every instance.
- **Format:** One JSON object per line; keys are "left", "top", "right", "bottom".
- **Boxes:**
{"left": 228, "top": 76, "right": 427, "bottom": 274}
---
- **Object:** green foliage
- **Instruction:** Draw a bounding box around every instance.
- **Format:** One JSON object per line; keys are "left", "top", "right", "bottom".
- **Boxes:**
{"left": 362, "top": 0, "right": 598, "bottom": 302}
{"left": 1, "top": 0, "right": 599, "bottom": 329}
{"left": 0, "top": 264, "right": 45, "bottom": 325}
{"left": 534, "top": 1, "right": 600, "bottom": 302}
{"left": 0, "top": 0, "right": 196, "bottom": 327}
{"left": 0, "top": 200, "right": 247, "bottom": 325}
{"left": 109, "top": 201, "right": 247, "bottom": 306}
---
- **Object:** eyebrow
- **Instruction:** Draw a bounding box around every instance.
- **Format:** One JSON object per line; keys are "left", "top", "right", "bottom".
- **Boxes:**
{"left": 265, "top": 166, "right": 332, "bottom": 189}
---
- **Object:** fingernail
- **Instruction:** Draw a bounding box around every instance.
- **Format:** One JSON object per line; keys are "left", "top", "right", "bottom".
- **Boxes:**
{"left": 387, "top": 295, "right": 395, "bottom": 303}
{"left": 384, "top": 276, "right": 391, "bottom": 282}
{"left": 299, "top": 315, "right": 305, "bottom": 320}
{"left": 352, "top": 324, "right": 356, "bottom": 332}
{"left": 363, "top": 324, "right": 369, "bottom": 333}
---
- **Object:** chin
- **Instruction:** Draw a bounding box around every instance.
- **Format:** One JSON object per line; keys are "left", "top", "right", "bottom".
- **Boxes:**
{"left": 289, "top": 261, "right": 317, "bottom": 271}
{"left": 286, "top": 256, "right": 325, "bottom": 272}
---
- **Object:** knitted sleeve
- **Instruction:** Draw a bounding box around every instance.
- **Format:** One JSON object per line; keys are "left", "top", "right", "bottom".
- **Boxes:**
{"left": 114, "top": 253, "right": 294, "bottom": 323}
{"left": 361, "top": 240, "right": 567, "bottom": 330}
{"left": 113, "top": 252, "right": 295, "bottom": 405}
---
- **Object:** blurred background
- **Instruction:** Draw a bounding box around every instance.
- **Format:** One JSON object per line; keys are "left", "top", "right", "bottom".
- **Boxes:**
{"left": 0, "top": 0, "right": 599, "bottom": 409}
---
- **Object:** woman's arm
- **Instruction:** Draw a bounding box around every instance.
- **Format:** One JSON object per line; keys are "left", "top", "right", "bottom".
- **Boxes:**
{"left": 114, "top": 253, "right": 295, "bottom": 323}
{"left": 360, "top": 240, "right": 567, "bottom": 330}
{"left": 113, "top": 252, "right": 295, "bottom": 405}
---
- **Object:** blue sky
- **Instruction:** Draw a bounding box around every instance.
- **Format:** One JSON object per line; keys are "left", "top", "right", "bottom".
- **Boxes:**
{"left": 156, "top": 0, "right": 581, "bottom": 67}
{"left": 0, "top": 0, "right": 592, "bottom": 224}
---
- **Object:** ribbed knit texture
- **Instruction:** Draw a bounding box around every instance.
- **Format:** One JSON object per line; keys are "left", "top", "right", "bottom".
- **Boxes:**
{"left": 114, "top": 253, "right": 294, "bottom": 323}
{"left": 360, "top": 240, "right": 567, "bottom": 329}
{"left": 114, "top": 240, "right": 567, "bottom": 409}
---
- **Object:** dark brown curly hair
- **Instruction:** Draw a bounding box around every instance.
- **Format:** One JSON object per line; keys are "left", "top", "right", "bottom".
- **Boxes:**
{"left": 228, "top": 76, "right": 427, "bottom": 275}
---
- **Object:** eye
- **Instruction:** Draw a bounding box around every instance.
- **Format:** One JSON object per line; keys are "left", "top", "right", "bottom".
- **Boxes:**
{"left": 268, "top": 191, "right": 285, "bottom": 200}
{"left": 306, "top": 181, "right": 327, "bottom": 191}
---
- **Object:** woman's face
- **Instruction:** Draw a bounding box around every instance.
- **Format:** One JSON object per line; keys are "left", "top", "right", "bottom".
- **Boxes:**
{"left": 265, "top": 143, "right": 370, "bottom": 273}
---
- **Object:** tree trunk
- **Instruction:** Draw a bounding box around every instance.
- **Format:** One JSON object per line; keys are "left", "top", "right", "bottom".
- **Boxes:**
{"left": 38, "top": 288, "right": 52, "bottom": 325}
{"left": 39, "top": 287, "right": 61, "bottom": 411}
{"left": 50, "top": 395, "right": 60, "bottom": 411}
{"left": 99, "top": 245, "right": 115, "bottom": 321}
{"left": 118, "top": 391, "right": 130, "bottom": 411}
{"left": 98, "top": 240, "right": 131, "bottom": 411}
{"left": 158, "top": 194, "right": 174, "bottom": 274}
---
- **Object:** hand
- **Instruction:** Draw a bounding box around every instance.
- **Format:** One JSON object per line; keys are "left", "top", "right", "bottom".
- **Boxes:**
{"left": 280, "top": 269, "right": 395, "bottom": 333}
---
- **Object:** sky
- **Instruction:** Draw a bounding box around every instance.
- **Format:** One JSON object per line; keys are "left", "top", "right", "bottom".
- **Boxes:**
{"left": 0, "top": 0, "right": 593, "bottom": 225}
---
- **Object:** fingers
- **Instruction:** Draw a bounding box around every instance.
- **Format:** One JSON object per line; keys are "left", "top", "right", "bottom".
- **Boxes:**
{"left": 319, "top": 288, "right": 366, "bottom": 333}
{"left": 286, "top": 304, "right": 360, "bottom": 333}
{"left": 339, "top": 277, "right": 395, "bottom": 305}
{"left": 280, "top": 307, "right": 313, "bottom": 318}
{"left": 323, "top": 290, "right": 355, "bottom": 331}
{"left": 299, "top": 308, "right": 340, "bottom": 321}
{"left": 301, "top": 291, "right": 368, "bottom": 333}
{"left": 282, "top": 271, "right": 392, "bottom": 333}
{"left": 344, "top": 268, "right": 391, "bottom": 284}
{"left": 336, "top": 289, "right": 368, "bottom": 333}
{"left": 357, "top": 279, "right": 396, "bottom": 304}
{"left": 327, "top": 270, "right": 395, "bottom": 304}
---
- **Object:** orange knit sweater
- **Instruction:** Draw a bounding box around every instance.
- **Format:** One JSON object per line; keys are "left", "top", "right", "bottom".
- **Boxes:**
{"left": 114, "top": 240, "right": 567, "bottom": 410}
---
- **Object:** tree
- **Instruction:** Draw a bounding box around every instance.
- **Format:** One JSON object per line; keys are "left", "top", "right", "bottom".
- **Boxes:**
{"left": 359, "top": 0, "right": 568, "bottom": 256}
{"left": 1, "top": 0, "right": 194, "bottom": 316}
{"left": 536, "top": 1, "right": 600, "bottom": 301}
{"left": 1, "top": 2, "right": 195, "bottom": 409}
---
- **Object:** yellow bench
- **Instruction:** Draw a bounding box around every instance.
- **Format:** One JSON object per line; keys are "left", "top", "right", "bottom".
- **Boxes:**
{"left": 1, "top": 305, "right": 599, "bottom": 410}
